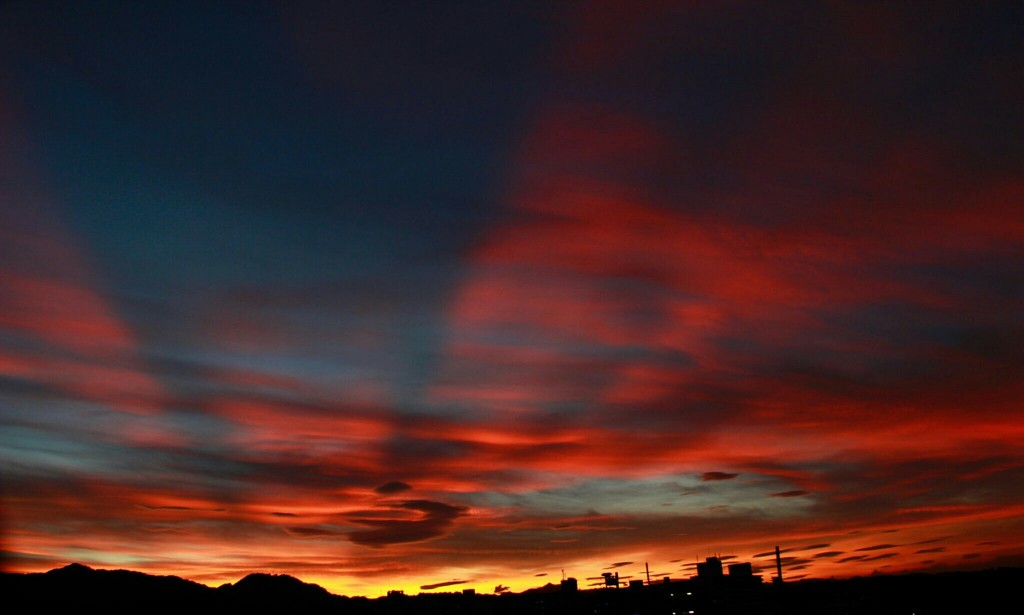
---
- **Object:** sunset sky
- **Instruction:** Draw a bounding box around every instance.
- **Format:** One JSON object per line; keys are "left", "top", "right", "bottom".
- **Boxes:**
{"left": 1, "top": 0, "right": 1022, "bottom": 597}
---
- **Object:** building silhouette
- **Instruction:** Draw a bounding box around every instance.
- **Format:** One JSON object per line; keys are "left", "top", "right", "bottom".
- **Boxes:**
{"left": 697, "top": 556, "right": 724, "bottom": 579}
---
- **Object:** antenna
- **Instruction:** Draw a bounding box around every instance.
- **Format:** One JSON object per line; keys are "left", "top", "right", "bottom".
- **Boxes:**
{"left": 645, "top": 562, "right": 651, "bottom": 585}
{"left": 562, "top": 568, "right": 565, "bottom": 582}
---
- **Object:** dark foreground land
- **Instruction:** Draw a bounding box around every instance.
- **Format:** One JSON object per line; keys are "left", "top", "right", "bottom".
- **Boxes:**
{"left": 2, "top": 563, "right": 1020, "bottom": 614}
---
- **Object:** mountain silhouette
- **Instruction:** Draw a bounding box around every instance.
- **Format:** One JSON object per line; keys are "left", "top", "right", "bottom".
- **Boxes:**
{"left": 8, "top": 563, "right": 212, "bottom": 607}
{"left": 216, "top": 572, "right": 338, "bottom": 608}
{"left": 519, "top": 581, "right": 561, "bottom": 594}
{"left": 1, "top": 563, "right": 348, "bottom": 612}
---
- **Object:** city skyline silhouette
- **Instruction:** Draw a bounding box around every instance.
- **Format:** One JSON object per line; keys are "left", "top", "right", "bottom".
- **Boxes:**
{"left": 5, "top": 559, "right": 1021, "bottom": 613}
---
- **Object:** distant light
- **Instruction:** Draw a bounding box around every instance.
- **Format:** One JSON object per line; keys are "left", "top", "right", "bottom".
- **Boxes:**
{"left": 687, "top": 592, "right": 692, "bottom": 596}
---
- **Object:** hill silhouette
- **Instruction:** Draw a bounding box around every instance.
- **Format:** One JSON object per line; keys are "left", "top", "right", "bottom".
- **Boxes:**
{"left": 2, "top": 562, "right": 1021, "bottom": 613}
{"left": 8, "top": 563, "right": 212, "bottom": 607}
{"left": 217, "top": 572, "right": 339, "bottom": 608}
